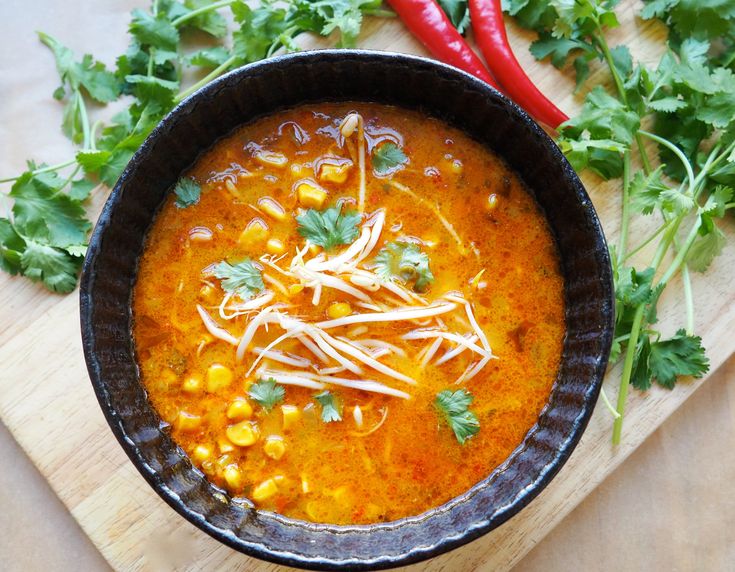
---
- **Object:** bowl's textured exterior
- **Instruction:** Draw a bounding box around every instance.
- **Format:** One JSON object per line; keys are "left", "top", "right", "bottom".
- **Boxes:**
{"left": 80, "top": 50, "right": 614, "bottom": 570}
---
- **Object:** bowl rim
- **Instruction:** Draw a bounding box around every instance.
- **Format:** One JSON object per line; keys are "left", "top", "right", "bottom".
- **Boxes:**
{"left": 80, "top": 48, "right": 614, "bottom": 570}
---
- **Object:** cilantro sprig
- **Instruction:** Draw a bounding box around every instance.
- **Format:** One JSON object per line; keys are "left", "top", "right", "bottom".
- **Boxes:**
{"left": 372, "top": 142, "right": 409, "bottom": 175}
{"left": 435, "top": 389, "right": 480, "bottom": 444}
{"left": 315, "top": 391, "right": 343, "bottom": 422}
{"left": 213, "top": 258, "right": 264, "bottom": 300}
{"left": 373, "top": 241, "right": 434, "bottom": 292}
{"left": 504, "top": 0, "right": 735, "bottom": 444}
{"left": 296, "top": 205, "right": 362, "bottom": 251}
{"left": 0, "top": 0, "right": 389, "bottom": 293}
{"left": 248, "top": 378, "right": 285, "bottom": 412}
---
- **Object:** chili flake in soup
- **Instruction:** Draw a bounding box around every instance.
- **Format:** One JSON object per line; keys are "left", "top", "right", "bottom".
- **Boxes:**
{"left": 133, "top": 103, "right": 565, "bottom": 525}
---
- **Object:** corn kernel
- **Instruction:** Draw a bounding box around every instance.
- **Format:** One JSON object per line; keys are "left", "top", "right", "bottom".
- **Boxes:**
{"left": 327, "top": 301, "right": 352, "bottom": 319}
{"left": 206, "top": 364, "right": 233, "bottom": 393}
{"left": 296, "top": 180, "right": 328, "bottom": 209}
{"left": 227, "top": 398, "right": 253, "bottom": 421}
{"left": 487, "top": 193, "right": 498, "bottom": 210}
{"left": 223, "top": 465, "right": 244, "bottom": 490}
{"left": 255, "top": 150, "right": 288, "bottom": 168}
{"left": 198, "top": 284, "right": 217, "bottom": 304}
{"left": 238, "top": 218, "right": 269, "bottom": 248}
{"left": 175, "top": 411, "right": 202, "bottom": 432}
{"left": 318, "top": 160, "right": 352, "bottom": 184}
{"left": 301, "top": 474, "right": 311, "bottom": 493}
{"left": 308, "top": 243, "right": 321, "bottom": 256}
{"left": 226, "top": 421, "right": 260, "bottom": 447}
{"left": 273, "top": 474, "right": 286, "bottom": 485}
{"left": 192, "top": 444, "right": 213, "bottom": 463}
{"left": 251, "top": 478, "right": 278, "bottom": 502}
{"left": 266, "top": 238, "right": 286, "bottom": 255}
{"left": 182, "top": 374, "right": 203, "bottom": 394}
{"left": 281, "top": 405, "right": 301, "bottom": 430}
{"left": 332, "top": 485, "right": 352, "bottom": 507}
{"left": 288, "top": 284, "right": 304, "bottom": 297}
{"left": 263, "top": 436, "right": 286, "bottom": 460}
{"left": 258, "top": 197, "right": 286, "bottom": 221}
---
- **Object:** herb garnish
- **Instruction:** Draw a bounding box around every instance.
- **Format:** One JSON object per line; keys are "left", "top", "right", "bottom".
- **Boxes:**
{"left": 315, "top": 391, "right": 343, "bottom": 422}
{"left": 0, "top": 0, "right": 387, "bottom": 292}
{"left": 296, "top": 205, "right": 362, "bottom": 251}
{"left": 372, "top": 142, "right": 408, "bottom": 175}
{"left": 213, "top": 258, "right": 264, "bottom": 299}
{"left": 174, "top": 177, "right": 201, "bottom": 208}
{"left": 503, "top": 0, "right": 734, "bottom": 443}
{"left": 248, "top": 378, "right": 285, "bottom": 412}
{"left": 374, "top": 241, "right": 434, "bottom": 292}
{"left": 435, "top": 389, "right": 480, "bottom": 444}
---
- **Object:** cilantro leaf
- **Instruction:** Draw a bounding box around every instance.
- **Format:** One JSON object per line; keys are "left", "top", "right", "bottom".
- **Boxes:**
{"left": 9, "top": 172, "right": 91, "bottom": 248}
{"left": 173, "top": 177, "right": 201, "bottom": 208}
{"left": 213, "top": 259, "right": 264, "bottom": 299}
{"left": 69, "top": 178, "right": 96, "bottom": 201}
{"left": 181, "top": 0, "right": 228, "bottom": 38}
{"left": 373, "top": 241, "right": 434, "bottom": 292}
{"left": 630, "top": 167, "right": 694, "bottom": 216}
{"left": 20, "top": 239, "right": 81, "bottom": 294}
{"left": 0, "top": 219, "right": 25, "bottom": 275}
{"left": 372, "top": 142, "right": 408, "bottom": 175}
{"left": 687, "top": 225, "right": 726, "bottom": 273}
{"left": 187, "top": 46, "right": 230, "bottom": 68}
{"left": 315, "top": 391, "right": 343, "bottom": 422}
{"left": 130, "top": 8, "right": 180, "bottom": 51}
{"left": 248, "top": 378, "right": 285, "bottom": 412}
{"left": 296, "top": 205, "right": 361, "bottom": 251}
{"left": 435, "top": 389, "right": 480, "bottom": 444}
{"left": 616, "top": 266, "right": 655, "bottom": 306}
{"left": 38, "top": 33, "right": 120, "bottom": 104}
{"left": 648, "top": 329, "right": 709, "bottom": 388}
{"left": 438, "top": 0, "right": 471, "bottom": 35}
{"left": 630, "top": 335, "right": 653, "bottom": 391}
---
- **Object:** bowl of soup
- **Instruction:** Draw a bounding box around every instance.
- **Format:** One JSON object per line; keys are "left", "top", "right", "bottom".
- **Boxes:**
{"left": 80, "top": 50, "right": 613, "bottom": 569}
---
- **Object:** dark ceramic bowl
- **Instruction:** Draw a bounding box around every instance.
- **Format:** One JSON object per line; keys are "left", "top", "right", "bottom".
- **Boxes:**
{"left": 80, "top": 50, "right": 614, "bottom": 570}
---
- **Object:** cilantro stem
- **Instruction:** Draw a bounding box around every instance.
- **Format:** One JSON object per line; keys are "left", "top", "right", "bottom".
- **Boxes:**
{"left": 174, "top": 54, "right": 237, "bottom": 103}
{"left": 639, "top": 130, "right": 695, "bottom": 196}
{"left": 658, "top": 216, "right": 702, "bottom": 287}
{"left": 613, "top": 304, "right": 645, "bottom": 445}
{"left": 0, "top": 159, "right": 77, "bottom": 183}
{"left": 171, "top": 0, "right": 235, "bottom": 28}
{"left": 600, "top": 387, "right": 621, "bottom": 419}
{"left": 595, "top": 26, "right": 652, "bottom": 175}
{"left": 618, "top": 151, "right": 632, "bottom": 258}
{"left": 621, "top": 218, "right": 670, "bottom": 263}
{"left": 681, "top": 259, "right": 694, "bottom": 335}
{"left": 77, "top": 91, "right": 91, "bottom": 151}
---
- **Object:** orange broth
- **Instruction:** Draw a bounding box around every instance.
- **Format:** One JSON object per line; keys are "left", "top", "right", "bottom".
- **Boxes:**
{"left": 133, "top": 102, "right": 565, "bottom": 524}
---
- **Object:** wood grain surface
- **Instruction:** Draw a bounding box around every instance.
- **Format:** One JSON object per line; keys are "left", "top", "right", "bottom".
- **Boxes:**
{"left": 0, "top": 1, "right": 733, "bottom": 571}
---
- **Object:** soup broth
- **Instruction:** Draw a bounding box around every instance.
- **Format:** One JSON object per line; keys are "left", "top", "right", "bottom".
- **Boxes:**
{"left": 133, "top": 102, "right": 565, "bottom": 524}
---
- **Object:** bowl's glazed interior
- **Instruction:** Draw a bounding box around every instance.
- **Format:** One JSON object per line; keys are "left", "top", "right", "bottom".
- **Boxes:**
{"left": 80, "top": 50, "right": 613, "bottom": 570}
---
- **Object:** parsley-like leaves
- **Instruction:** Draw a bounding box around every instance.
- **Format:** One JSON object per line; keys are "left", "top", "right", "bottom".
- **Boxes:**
{"left": 315, "top": 391, "right": 343, "bottom": 422}
{"left": 248, "top": 378, "right": 285, "bottom": 412}
{"left": 174, "top": 177, "right": 201, "bottom": 208}
{"left": 372, "top": 142, "right": 408, "bottom": 175}
{"left": 435, "top": 389, "right": 480, "bottom": 444}
{"left": 213, "top": 259, "right": 264, "bottom": 299}
{"left": 373, "top": 242, "right": 434, "bottom": 292}
{"left": 296, "top": 205, "right": 361, "bottom": 251}
{"left": 1, "top": 0, "right": 385, "bottom": 293}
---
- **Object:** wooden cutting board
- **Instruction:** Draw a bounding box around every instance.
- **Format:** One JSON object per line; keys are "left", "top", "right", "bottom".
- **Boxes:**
{"left": 1, "top": 1, "right": 734, "bottom": 570}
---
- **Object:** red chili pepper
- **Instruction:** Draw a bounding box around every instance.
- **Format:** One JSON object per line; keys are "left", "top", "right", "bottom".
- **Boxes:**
{"left": 387, "top": 0, "right": 499, "bottom": 88}
{"left": 469, "top": 0, "right": 568, "bottom": 128}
